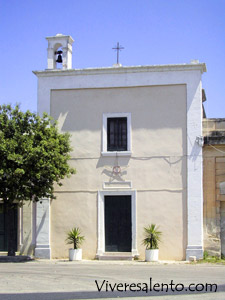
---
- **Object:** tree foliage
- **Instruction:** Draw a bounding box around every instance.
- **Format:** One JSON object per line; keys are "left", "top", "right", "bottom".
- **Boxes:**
{"left": 0, "top": 104, "right": 75, "bottom": 205}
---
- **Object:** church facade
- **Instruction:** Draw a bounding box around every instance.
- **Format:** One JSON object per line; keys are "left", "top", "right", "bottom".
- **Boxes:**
{"left": 30, "top": 34, "right": 206, "bottom": 260}
{"left": 10, "top": 34, "right": 206, "bottom": 260}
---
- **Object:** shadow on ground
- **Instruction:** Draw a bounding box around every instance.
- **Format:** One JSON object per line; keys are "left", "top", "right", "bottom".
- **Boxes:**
{"left": 0, "top": 256, "right": 33, "bottom": 263}
{"left": 0, "top": 284, "right": 225, "bottom": 300}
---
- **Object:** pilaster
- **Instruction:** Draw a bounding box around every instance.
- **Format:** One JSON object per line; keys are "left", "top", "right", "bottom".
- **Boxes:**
{"left": 34, "top": 199, "right": 51, "bottom": 259}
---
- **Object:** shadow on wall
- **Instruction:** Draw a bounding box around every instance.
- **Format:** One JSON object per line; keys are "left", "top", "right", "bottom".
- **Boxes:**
{"left": 36, "top": 209, "right": 47, "bottom": 238}
{"left": 96, "top": 156, "right": 130, "bottom": 182}
{"left": 19, "top": 230, "right": 35, "bottom": 256}
{"left": 50, "top": 86, "right": 187, "bottom": 132}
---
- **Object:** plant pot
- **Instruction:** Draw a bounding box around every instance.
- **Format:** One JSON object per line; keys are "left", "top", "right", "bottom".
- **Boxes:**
{"left": 69, "top": 249, "right": 82, "bottom": 261}
{"left": 145, "top": 249, "right": 159, "bottom": 262}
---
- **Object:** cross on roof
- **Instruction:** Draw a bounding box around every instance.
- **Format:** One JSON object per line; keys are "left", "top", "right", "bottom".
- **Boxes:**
{"left": 112, "top": 42, "right": 124, "bottom": 64}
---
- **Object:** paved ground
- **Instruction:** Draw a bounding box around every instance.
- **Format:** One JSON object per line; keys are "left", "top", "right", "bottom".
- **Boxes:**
{"left": 0, "top": 260, "right": 225, "bottom": 300}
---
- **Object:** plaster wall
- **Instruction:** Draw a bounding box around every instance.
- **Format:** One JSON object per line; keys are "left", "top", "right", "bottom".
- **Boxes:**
{"left": 51, "top": 193, "right": 97, "bottom": 259}
{"left": 51, "top": 86, "right": 186, "bottom": 158}
{"left": 19, "top": 202, "right": 35, "bottom": 255}
{"left": 50, "top": 85, "right": 187, "bottom": 260}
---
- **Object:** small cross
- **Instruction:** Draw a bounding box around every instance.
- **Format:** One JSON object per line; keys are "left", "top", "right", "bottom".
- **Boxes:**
{"left": 112, "top": 42, "right": 124, "bottom": 64}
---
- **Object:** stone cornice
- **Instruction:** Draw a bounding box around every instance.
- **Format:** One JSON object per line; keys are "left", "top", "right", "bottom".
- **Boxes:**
{"left": 33, "top": 63, "right": 207, "bottom": 77}
{"left": 46, "top": 34, "right": 74, "bottom": 44}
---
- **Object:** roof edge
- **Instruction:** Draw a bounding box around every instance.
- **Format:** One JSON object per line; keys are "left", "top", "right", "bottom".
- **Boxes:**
{"left": 33, "top": 63, "right": 207, "bottom": 77}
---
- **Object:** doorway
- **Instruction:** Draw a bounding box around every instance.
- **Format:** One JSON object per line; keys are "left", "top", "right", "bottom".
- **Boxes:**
{"left": 0, "top": 204, "right": 18, "bottom": 251}
{"left": 104, "top": 195, "right": 131, "bottom": 252}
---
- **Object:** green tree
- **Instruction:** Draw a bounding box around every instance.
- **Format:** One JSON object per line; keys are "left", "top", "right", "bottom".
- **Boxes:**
{"left": 0, "top": 104, "right": 75, "bottom": 256}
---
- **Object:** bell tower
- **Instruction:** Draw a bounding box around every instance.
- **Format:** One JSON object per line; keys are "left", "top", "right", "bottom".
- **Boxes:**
{"left": 46, "top": 34, "right": 74, "bottom": 70}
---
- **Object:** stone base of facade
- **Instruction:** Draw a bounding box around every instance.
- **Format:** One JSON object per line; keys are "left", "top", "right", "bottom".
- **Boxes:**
{"left": 34, "top": 246, "right": 51, "bottom": 259}
{"left": 186, "top": 245, "right": 203, "bottom": 260}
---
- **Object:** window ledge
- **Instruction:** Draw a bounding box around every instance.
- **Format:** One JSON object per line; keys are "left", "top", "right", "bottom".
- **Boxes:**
{"left": 101, "top": 151, "right": 132, "bottom": 157}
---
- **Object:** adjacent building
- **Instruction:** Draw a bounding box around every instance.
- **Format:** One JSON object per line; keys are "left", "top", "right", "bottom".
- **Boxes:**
{"left": 203, "top": 118, "right": 225, "bottom": 257}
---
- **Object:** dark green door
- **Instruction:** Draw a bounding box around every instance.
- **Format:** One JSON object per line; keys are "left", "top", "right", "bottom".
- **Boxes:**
{"left": 0, "top": 204, "right": 7, "bottom": 251}
{"left": 0, "top": 204, "right": 18, "bottom": 251}
{"left": 105, "top": 195, "right": 131, "bottom": 252}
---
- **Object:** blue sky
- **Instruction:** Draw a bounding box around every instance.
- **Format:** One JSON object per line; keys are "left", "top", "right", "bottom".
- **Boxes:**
{"left": 0, "top": 0, "right": 224, "bottom": 117}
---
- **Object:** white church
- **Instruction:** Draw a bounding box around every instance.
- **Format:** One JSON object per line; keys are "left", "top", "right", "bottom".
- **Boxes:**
{"left": 5, "top": 34, "right": 206, "bottom": 261}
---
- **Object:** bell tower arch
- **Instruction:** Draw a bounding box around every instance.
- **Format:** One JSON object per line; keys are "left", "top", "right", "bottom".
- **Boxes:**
{"left": 46, "top": 33, "right": 74, "bottom": 70}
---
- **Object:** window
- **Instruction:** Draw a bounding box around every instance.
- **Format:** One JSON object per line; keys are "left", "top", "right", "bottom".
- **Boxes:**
{"left": 107, "top": 117, "right": 127, "bottom": 151}
{"left": 102, "top": 113, "right": 131, "bottom": 156}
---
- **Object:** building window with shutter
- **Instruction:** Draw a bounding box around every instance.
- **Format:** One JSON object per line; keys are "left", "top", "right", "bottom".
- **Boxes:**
{"left": 107, "top": 117, "right": 127, "bottom": 151}
{"left": 102, "top": 113, "right": 131, "bottom": 156}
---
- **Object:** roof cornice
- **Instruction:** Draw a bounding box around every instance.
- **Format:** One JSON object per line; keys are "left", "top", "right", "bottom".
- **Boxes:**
{"left": 46, "top": 34, "right": 74, "bottom": 43}
{"left": 33, "top": 63, "right": 207, "bottom": 77}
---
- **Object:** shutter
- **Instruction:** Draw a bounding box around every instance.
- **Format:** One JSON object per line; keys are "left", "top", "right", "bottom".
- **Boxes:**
{"left": 107, "top": 117, "right": 127, "bottom": 151}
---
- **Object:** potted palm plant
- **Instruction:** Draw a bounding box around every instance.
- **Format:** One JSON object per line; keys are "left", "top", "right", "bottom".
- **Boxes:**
{"left": 66, "top": 227, "right": 85, "bottom": 261}
{"left": 143, "top": 224, "right": 162, "bottom": 262}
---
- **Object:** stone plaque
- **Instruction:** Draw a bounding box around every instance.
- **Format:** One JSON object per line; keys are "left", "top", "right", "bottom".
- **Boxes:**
{"left": 220, "top": 182, "right": 225, "bottom": 195}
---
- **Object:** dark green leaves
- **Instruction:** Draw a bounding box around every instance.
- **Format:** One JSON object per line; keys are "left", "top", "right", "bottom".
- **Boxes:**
{"left": 0, "top": 104, "right": 75, "bottom": 204}
{"left": 143, "top": 224, "right": 162, "bottom": 250}
{"left": 65, "top": 227, "right": 85, "bottom": 249}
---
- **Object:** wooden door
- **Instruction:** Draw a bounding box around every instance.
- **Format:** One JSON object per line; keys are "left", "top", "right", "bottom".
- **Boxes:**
{"left": 0, "top": 204, "right": 18, "bottom": 251}
{"left": 105, "top": 195, "right": 131, "bottom": 252}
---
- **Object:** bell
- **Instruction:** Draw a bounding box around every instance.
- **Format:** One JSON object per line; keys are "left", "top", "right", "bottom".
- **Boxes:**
{"left": 55, "top": 50, "right": 63, "bottom": 63}
{"left": 56, "top": 54, "right": 62, "bottom": 63}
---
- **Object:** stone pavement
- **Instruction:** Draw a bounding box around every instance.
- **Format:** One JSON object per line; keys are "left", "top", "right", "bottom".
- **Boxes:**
{"left": 0, "top": 259, "right": 224, "bottom": 299}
